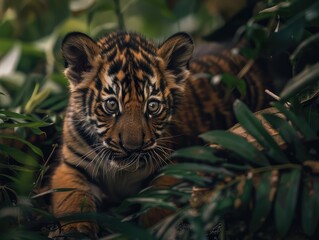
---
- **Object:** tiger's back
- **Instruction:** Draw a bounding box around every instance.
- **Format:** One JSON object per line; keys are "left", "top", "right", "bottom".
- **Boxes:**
{"left": 169, "top": 48, "right": 265, "bottom": 148}
{"left": 50, "top": 31, "right": 266, "bottom": 237}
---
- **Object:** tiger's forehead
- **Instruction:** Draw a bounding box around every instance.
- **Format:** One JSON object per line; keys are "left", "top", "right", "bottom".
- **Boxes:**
{"left": 96, "top": 32, "right": 163, "bottom": 101}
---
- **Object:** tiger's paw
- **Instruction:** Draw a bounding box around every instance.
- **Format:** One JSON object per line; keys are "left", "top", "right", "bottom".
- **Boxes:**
{"left": 48, "top": 222, "right": 98, "bottom": 240}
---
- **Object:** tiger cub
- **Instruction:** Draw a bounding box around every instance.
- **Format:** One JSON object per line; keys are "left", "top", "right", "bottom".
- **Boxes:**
{"left": 50, "top": 31, "right": 265, "bottom": 237}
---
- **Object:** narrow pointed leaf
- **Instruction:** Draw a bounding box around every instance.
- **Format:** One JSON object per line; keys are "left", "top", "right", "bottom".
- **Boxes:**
{"left": 250, "top": 171, "right": 276, "bottom": 232}
{"left": 0, "top": 121, "right": 50, "bottom": 128}
{"left": 262, "top": 113, "right": 310, "bottom": 162}
{"left": 200, "top": 130, "right": 269, "bottom": 167}
{"left": 0, "top": 144, "right": 38, "bottom": 167}
{"left": 302, "top": 177, "right": 319, "bottom": 236}
{"left": 233, "top": 100, "right": 288, "bottom": 163}
{"left": 0, "top": 110, "right": 38, "bottom": 121}
{"left": 0, "top": 134, "right": 43, "bottom": 157}
{"left": 271, "top": 102, "right": 316, "bottom": 140}
{"left": 280, "top": 62, "right": 319, "bottom": 101}
{"left": 171, "top": 146, "right": 224, "bottom": 164}
{"left": 275, "top": 168, "right": 301, "bottom": 236}
{"left": 234, "top": 176, "right": 252, "bottom": 210}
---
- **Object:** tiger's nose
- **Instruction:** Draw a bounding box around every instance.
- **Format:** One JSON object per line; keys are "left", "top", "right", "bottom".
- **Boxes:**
{"left": 120, "top": 134, "right": 155, "bottom": 153}
{"left": 119, "top": 134, "right": 144, "bottom": 153}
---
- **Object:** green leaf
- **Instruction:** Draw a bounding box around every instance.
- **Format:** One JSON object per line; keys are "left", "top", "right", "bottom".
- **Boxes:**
{"left": 203, "top": 194, "right": 234, "bottom": 222}
{"left": 301, "top": 177, "right": 319, "bottom": 236}
{"left": 250, "top": 171, "right": 275, "bottom": 233}
{"left": 233, "top": 100, "right": 288, "bottom": 164}
{"left": 262, "top": 113, "right": 310, "bottom": 162}
{"left": 0, "top": 134, "right": 43, "bottom": 157}
{"left": 234, "top": 176, "right": 252, "bottom": 210}
{"left": 275, "top": 168, "right": 301, "bottom": 236}
{"left": 290, "top": 33, "right": 319, "bottom": 75}
{"left": 271, "top": 102, "right": 316, "bottom": 140}
{"left": 171, "top": 146, "right": 224, "bottom": 164}
{"left": 0, "top": 120, "right": 50, "bottom": 128}
{"left": 0, "top": 144, "right": 38, "bottom": 167}
{"left": 126, "top": 197, "right": 176, "bottom": 210}
{"left": 280, "top": 63, "right": 319, "bottom": 101}
{"left": 265, "top": 13, "right": 305, "bottom": 55}
{"left": 219, "top": 73, "right": 247, "bottom": 97}
{"left": 0, "top": 110, "right": 38, "bottom": 121}
{"left": 24, "top": 83, "right": 51, "bottom": 114}
{"left": 162, "top": 163, "right": 235, "bottom": 183}
{"left": 0, "top": 174, "right": 20, "bottom": 185}
{"left": 200, "top": 130, "right": 269, "bottom": 167}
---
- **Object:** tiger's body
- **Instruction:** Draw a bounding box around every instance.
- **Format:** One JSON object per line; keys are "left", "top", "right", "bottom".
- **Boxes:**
{"left": 50, "top": 31, "right": 265, "bottom": 237}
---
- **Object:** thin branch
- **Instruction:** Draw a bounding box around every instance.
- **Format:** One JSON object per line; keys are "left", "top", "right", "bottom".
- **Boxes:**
{"left": 113, "top": 0, "right": 125, "bottom": 30}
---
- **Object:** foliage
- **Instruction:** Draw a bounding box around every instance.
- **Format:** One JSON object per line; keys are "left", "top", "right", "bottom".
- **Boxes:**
{"left": 0, "top": 0, "right": 319, "bottom": 239}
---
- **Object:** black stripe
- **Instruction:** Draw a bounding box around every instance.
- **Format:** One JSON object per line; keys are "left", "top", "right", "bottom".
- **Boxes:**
{"left": 64, "top": 161, "right": 100, "bottom": 187}
{"left": 94, "top": 77, "right": 102, "bottom": 90}
{"left": 103, "top": 86, "right": 115, "bottom": 95}
{"left": 101, "top": 43, "right": 116, "bottom": 55}
{"left": 87, "top": 89, "right": 95, "bottom": 116}
{"left": 138, "top": 60, "right": 153, "bottom": 77}
{"left": 72, "top": 119, "right": 97, "bottom": 147}
{"left": 108, "top": 60, "right": 122, "bottom": 75}
{"left": 141, "top": 50, "right": 152, "bottom": 63}
{"left": 107, "top": 48, "right": 117, "bottom": 62}
{"left": 66, "top": 143, "right": 86, "bottom": 159}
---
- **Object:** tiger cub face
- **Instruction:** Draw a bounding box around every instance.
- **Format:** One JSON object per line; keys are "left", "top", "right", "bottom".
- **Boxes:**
{"left": 62, "top": 32, "right": 194, "bottom": 170}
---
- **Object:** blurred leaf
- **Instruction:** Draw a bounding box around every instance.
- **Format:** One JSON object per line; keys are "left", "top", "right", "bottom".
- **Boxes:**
{"left": 0, "top": 110, "right": 38, "bottom": 121}
{"left": 203, "top": 3, "right": 255, "bottom": 42}
{"left": 220, "top": 73, "right": 247, "bottom": 97}
{"left": 126, "top": 197, "right": 176, "bottom": 210}
{"left": 250, "top": 171, "right": 275, "bottom": 233}
{"left": 233, "top": 100, "right": 288, "bottom": 164}
{"left": 0, "top": 163, "right": 35, "bottom": 172}
{"left": 0, "top": 45, "right": 21, "bottom": 77}
{"left": 2, "top": 0, "right": 70, "bottom": 41}
{"left": 275, "top": 168, "right": 301, "bottom": 236}
{"left": 262, "top": 113, "right": 310, "bottom": 161}
{"left": 70, "top": 0, "right": 96, "bottom": 12}
{"left": 0, "top": 121, "right": 50, "bottom": 129}
{"left": 37, "top": 93, "right": 69, "bottom": 112}
{"left": 265, "top": 13, "right": 305, "bottom": 55}
{"left": 172, "top": 0, "right": 198, "bottom": 19}
{"left": 24, "top": 83, "right": 51, "bottom": 114}
{"left": 203, "top": 194, "right": 234, "bottom": 221}
{"left": 302, "top": 177, "right": 319, "bottom": 236}
{"left": 0, "top": 134, "right": 43, "bottom": 157}
{"left": 0, "top": 144, "right": 38, "bottom": 167}
{"left": 271, "top": 102, "right": 316, "bottom": 140}
{"left": 234, "top": 176, "right": 252, "bottom": 210}
{"left": 290, "top": 33, "right": 319, "bottom": 75}
{"left": 280, "top": 62, "right": 319, "bottom": 101}
{"left": 162, "top": 163, "right": 224, "bottom": 185}
{"left": 171, "top": 146, "right": 224, "bottom": 163}
{"left": 200, "top": 130, "right": 269, "bottom": 167}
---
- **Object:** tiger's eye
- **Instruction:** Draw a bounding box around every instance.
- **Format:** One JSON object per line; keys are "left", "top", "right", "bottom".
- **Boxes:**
{"left": 147, "top": 100, "right": 160, "bottom": 114}
{"left": 105, "top": 98, "right": 119, "bottom": 113}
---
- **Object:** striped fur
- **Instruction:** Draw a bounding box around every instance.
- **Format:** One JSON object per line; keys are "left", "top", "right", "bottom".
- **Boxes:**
{"left": 50, "top": 31, "right": 265, "bottom": 236}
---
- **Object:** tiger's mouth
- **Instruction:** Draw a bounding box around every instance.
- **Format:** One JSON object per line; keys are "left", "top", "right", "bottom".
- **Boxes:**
{"left": 100, "top": 140, "right": 172, "bottom": 171}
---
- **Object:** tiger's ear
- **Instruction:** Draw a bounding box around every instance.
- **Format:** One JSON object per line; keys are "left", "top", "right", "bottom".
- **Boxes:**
{"left": 158, "top": 32, "right": 194, "bottom": 81}
{"left": 61, "top": 32, "right": 100, "bottom": 85}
